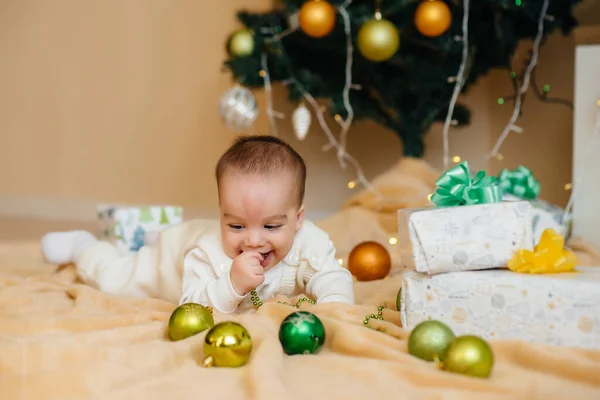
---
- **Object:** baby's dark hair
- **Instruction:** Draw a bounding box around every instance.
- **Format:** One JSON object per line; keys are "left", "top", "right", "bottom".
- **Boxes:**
{"left": 215, "top": 135, "right": 307, "bottom": 206}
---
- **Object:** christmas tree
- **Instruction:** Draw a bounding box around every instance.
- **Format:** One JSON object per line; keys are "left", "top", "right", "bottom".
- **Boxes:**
{"left": 222, "top": 0, "right": 581, "bottom": 157}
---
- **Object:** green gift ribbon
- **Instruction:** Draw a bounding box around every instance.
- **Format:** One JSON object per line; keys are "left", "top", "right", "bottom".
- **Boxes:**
{"left": 497, "top": 165, "right": 541, "bottom": 200}
{"left": 430, "top": 161, "right": 502, "bottom": 207}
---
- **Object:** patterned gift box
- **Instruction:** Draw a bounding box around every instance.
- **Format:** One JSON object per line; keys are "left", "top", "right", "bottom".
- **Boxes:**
{"left": 400, "top": 267, "right": 600, "bottom": 349}
{"left": 498, "top": 166, "right": 571, "bottom": 245}
{"left": 504, "top": 194, "right": 571, "bottom": 246}
{"left": 97, "top": 205, "right": 183, "bottom": 254}
{"left": 398, "top": 201, "right": 533, "bottom": 275}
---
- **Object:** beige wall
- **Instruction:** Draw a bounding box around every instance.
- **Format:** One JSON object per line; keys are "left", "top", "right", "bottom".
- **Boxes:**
{"left": 1, "top": 0, "right": 599, "bottom": 222}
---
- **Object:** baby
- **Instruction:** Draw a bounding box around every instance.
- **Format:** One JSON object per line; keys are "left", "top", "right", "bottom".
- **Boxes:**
{"left": 40, "top": 135, "right": 355, "bottom": 312}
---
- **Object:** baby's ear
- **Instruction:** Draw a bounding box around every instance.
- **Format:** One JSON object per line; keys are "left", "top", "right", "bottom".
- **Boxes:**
{"left": 295, "top": 205, "right": 305, "bottom": 231}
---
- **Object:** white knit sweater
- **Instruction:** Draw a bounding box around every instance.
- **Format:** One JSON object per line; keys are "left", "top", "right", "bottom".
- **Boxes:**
{"left": 179, "top": 220, "right": 355, "bottom": 313}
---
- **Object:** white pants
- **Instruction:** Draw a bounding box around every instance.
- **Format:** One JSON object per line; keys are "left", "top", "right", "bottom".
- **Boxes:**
{"left": 75, "top": 219, "right": 217, "bottom": 304}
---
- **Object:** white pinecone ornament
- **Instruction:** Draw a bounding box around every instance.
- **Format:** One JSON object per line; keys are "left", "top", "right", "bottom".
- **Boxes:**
{"left": 292, "top": 103, "right": 311, "bottom": 141}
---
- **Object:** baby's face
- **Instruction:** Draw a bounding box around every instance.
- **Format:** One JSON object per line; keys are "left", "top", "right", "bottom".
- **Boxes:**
{"left": 218, "top": 169, "right": 304, "bottom": 271}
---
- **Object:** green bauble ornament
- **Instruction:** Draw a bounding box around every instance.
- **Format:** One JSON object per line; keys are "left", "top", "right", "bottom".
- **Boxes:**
{"left": 168, "top": 303, "right": 214, "bottom": 341}
{"left": 278, "top": 311, "right": 325, "bottom": 355}
{"left": 396, "top": 287, "right": 402, "bottom": 311}
{"left": 444, "top": 335, "right": 494, "bottom": 378}
{"left": 408, "top": 320, "right": 455, "bottom": 362}
{"left": 227, "top": 28, "right": 255, "bottom": 58}
{"left": 202, "top": 321, "right": 253, "bottom": 368}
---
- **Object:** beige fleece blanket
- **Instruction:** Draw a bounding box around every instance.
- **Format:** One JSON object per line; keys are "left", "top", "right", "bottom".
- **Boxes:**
{"left": 2, "top": 158, "right": 600, "bottom": 399}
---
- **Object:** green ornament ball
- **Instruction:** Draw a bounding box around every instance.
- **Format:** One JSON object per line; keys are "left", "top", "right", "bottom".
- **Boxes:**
{"left": 408, "top": 320, "right": 456, "bottom": 362}
{"left": 168, "top": 303, "right": 214, "bottom": 341}
{"left": 278, "top": 311, "right": 325, "bottom": 355}
{"left": 443, "top": 335, "right": 495, "bottom": 378}
{"left": 227, "top": 28, "right": 255, "bottom": 58}
{"left": 396, "top": 287, "right": 402, "bottom": 311}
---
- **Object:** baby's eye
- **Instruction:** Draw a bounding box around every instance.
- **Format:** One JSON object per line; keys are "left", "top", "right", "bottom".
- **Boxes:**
{"left": 228, "top": 224, "right": 243, "bottom": 230}
{"left": 264, "top": 225, "right": 281, "bottom": 231}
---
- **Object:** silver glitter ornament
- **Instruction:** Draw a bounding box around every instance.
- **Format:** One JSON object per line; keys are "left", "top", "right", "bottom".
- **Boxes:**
{"left": 219, "top": 86, "right": 259, "bottom": 131}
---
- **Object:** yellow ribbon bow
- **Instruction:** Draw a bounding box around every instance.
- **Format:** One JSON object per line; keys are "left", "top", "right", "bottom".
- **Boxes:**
{"left": 507, "top": 228, "right": 577, "bottom": 274}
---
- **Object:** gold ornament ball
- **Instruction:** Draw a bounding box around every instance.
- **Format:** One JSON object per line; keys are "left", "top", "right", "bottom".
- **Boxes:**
{"left": 444, "top": 335, "right": 495, "bottom": 378}
{"left": 357, "top": 18, "right": 400, "bottom": 62}
{"left": 168, "top": 303, "right": 214, "bottom": 341}
{"left": 408, "top": 320, "right": 456, "bottom": 362}
{"left": 347, "top": 241, "right": 392, "bottom": 281}
{"left": 202, "top": 321, "right": 253, "bottom": 368}
{"left": 227, "top": 28, "right": 255, "bottom": 58}
{"left": 414, "top": 0, "right": 452, "bottom": 38}
{"left": 299, "top": 0, "right": 336, "bottom": 38}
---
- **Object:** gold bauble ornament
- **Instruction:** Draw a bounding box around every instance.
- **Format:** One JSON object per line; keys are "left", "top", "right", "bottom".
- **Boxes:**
{"left": 227, "top": 28, "right": 255, "bottom": 58}
{"left": 357, "top": 17, "right": 400, "bottom": 62}
{"left": 444, "top": 335, "right": 494, "bottom": 378}
{"left": 414, "top": 0, "right": 452, "bottom": 38}
{"left": 299, "top": 0, "right": 336, "bottom": 38}
{"left": 202, "top": 321, "right": 253, "bottom": 368}
{"left": 408, "top": 320, "right": 456, "bottom": 362}
{"left": 347, "top": 241, "right": 392, "bottom": 281}
{"left": 168, "top": 303, "right": 214, "bottom": 341}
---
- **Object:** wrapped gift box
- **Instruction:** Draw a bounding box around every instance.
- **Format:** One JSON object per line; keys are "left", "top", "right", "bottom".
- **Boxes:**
{"left": 97, "top": 205, "right": 183, "bottom": 254}
{"left": 400, "top": 267, "right": 600, "bottom": 349}
{"left": 398, "top": 201, "right": 533, "bottom": 275}
{"left": 503, "top": 194, "right": 571, "bottom": 245}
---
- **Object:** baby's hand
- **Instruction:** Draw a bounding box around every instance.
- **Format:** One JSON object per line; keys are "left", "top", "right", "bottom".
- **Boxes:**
{"left": 230, "top": 251, "right": 265, "bottom": 295}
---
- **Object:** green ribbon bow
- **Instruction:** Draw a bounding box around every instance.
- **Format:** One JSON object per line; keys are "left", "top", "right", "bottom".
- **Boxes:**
{"left": 497, "top": 165, "right": 541, "bottom": 200}
{"left": 430, "top": 161, "right": 502, "bottom": 207}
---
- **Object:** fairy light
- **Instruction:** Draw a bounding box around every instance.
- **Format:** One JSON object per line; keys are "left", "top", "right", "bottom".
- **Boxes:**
{"left": 442, "top": 0, "right": 471, "bottom": 170}
{"left": 334, "top": 4, "right": 355, "bottom": 168}
{"left": 488, "top": 0, "right": 549, "bottom": 160}
{"left": 388, "top": 237, "right": 398, "bottom": 245}
{"left": 338, "top": 258, "right": 344, "bottom": 265}
{"left": 348, "top": 181, "right": 356, "bottom": 189}
{"left": 564, "top": 183, "right": 572, "bottom": 191}
{"left": 260, "top": 52, "right": 284, "bottom": 136}
{"left": 452, "top": 156, "right": 461, "bottom": 163}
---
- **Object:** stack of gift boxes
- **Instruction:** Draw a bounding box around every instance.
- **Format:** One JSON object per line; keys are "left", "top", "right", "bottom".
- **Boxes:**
{"left": 398, "top": 162, "right": 600, "bottom": 349}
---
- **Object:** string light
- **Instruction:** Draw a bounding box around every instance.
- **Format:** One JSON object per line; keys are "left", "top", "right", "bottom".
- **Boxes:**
{"left": 334, "top": 4, "right": 355, "bottom": 168}
{"left": 564, "top": 183, "right": 572, "bottom": 191}
{"left": 452, "top": 156, "right": 461, "bottom": 163}
{"left": 488, "top": 0, "right": 549, "bottom": 160}
{"left": 500, "top": 66, "right": 573, "bottom": 114}
{"left": 348, "top": 181, "right": 356, "bottom": 189}
{"left": 260, "top": 52, "right": 285, "bottom": 136}
{"left": 338, "top": 258, "right": 344, "bottom": 265}
{"left": 388, "top": 237, "right": 398, "bottom": 245}
{"left": 442, "top": 0, "right": 471, "bottom": 170}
